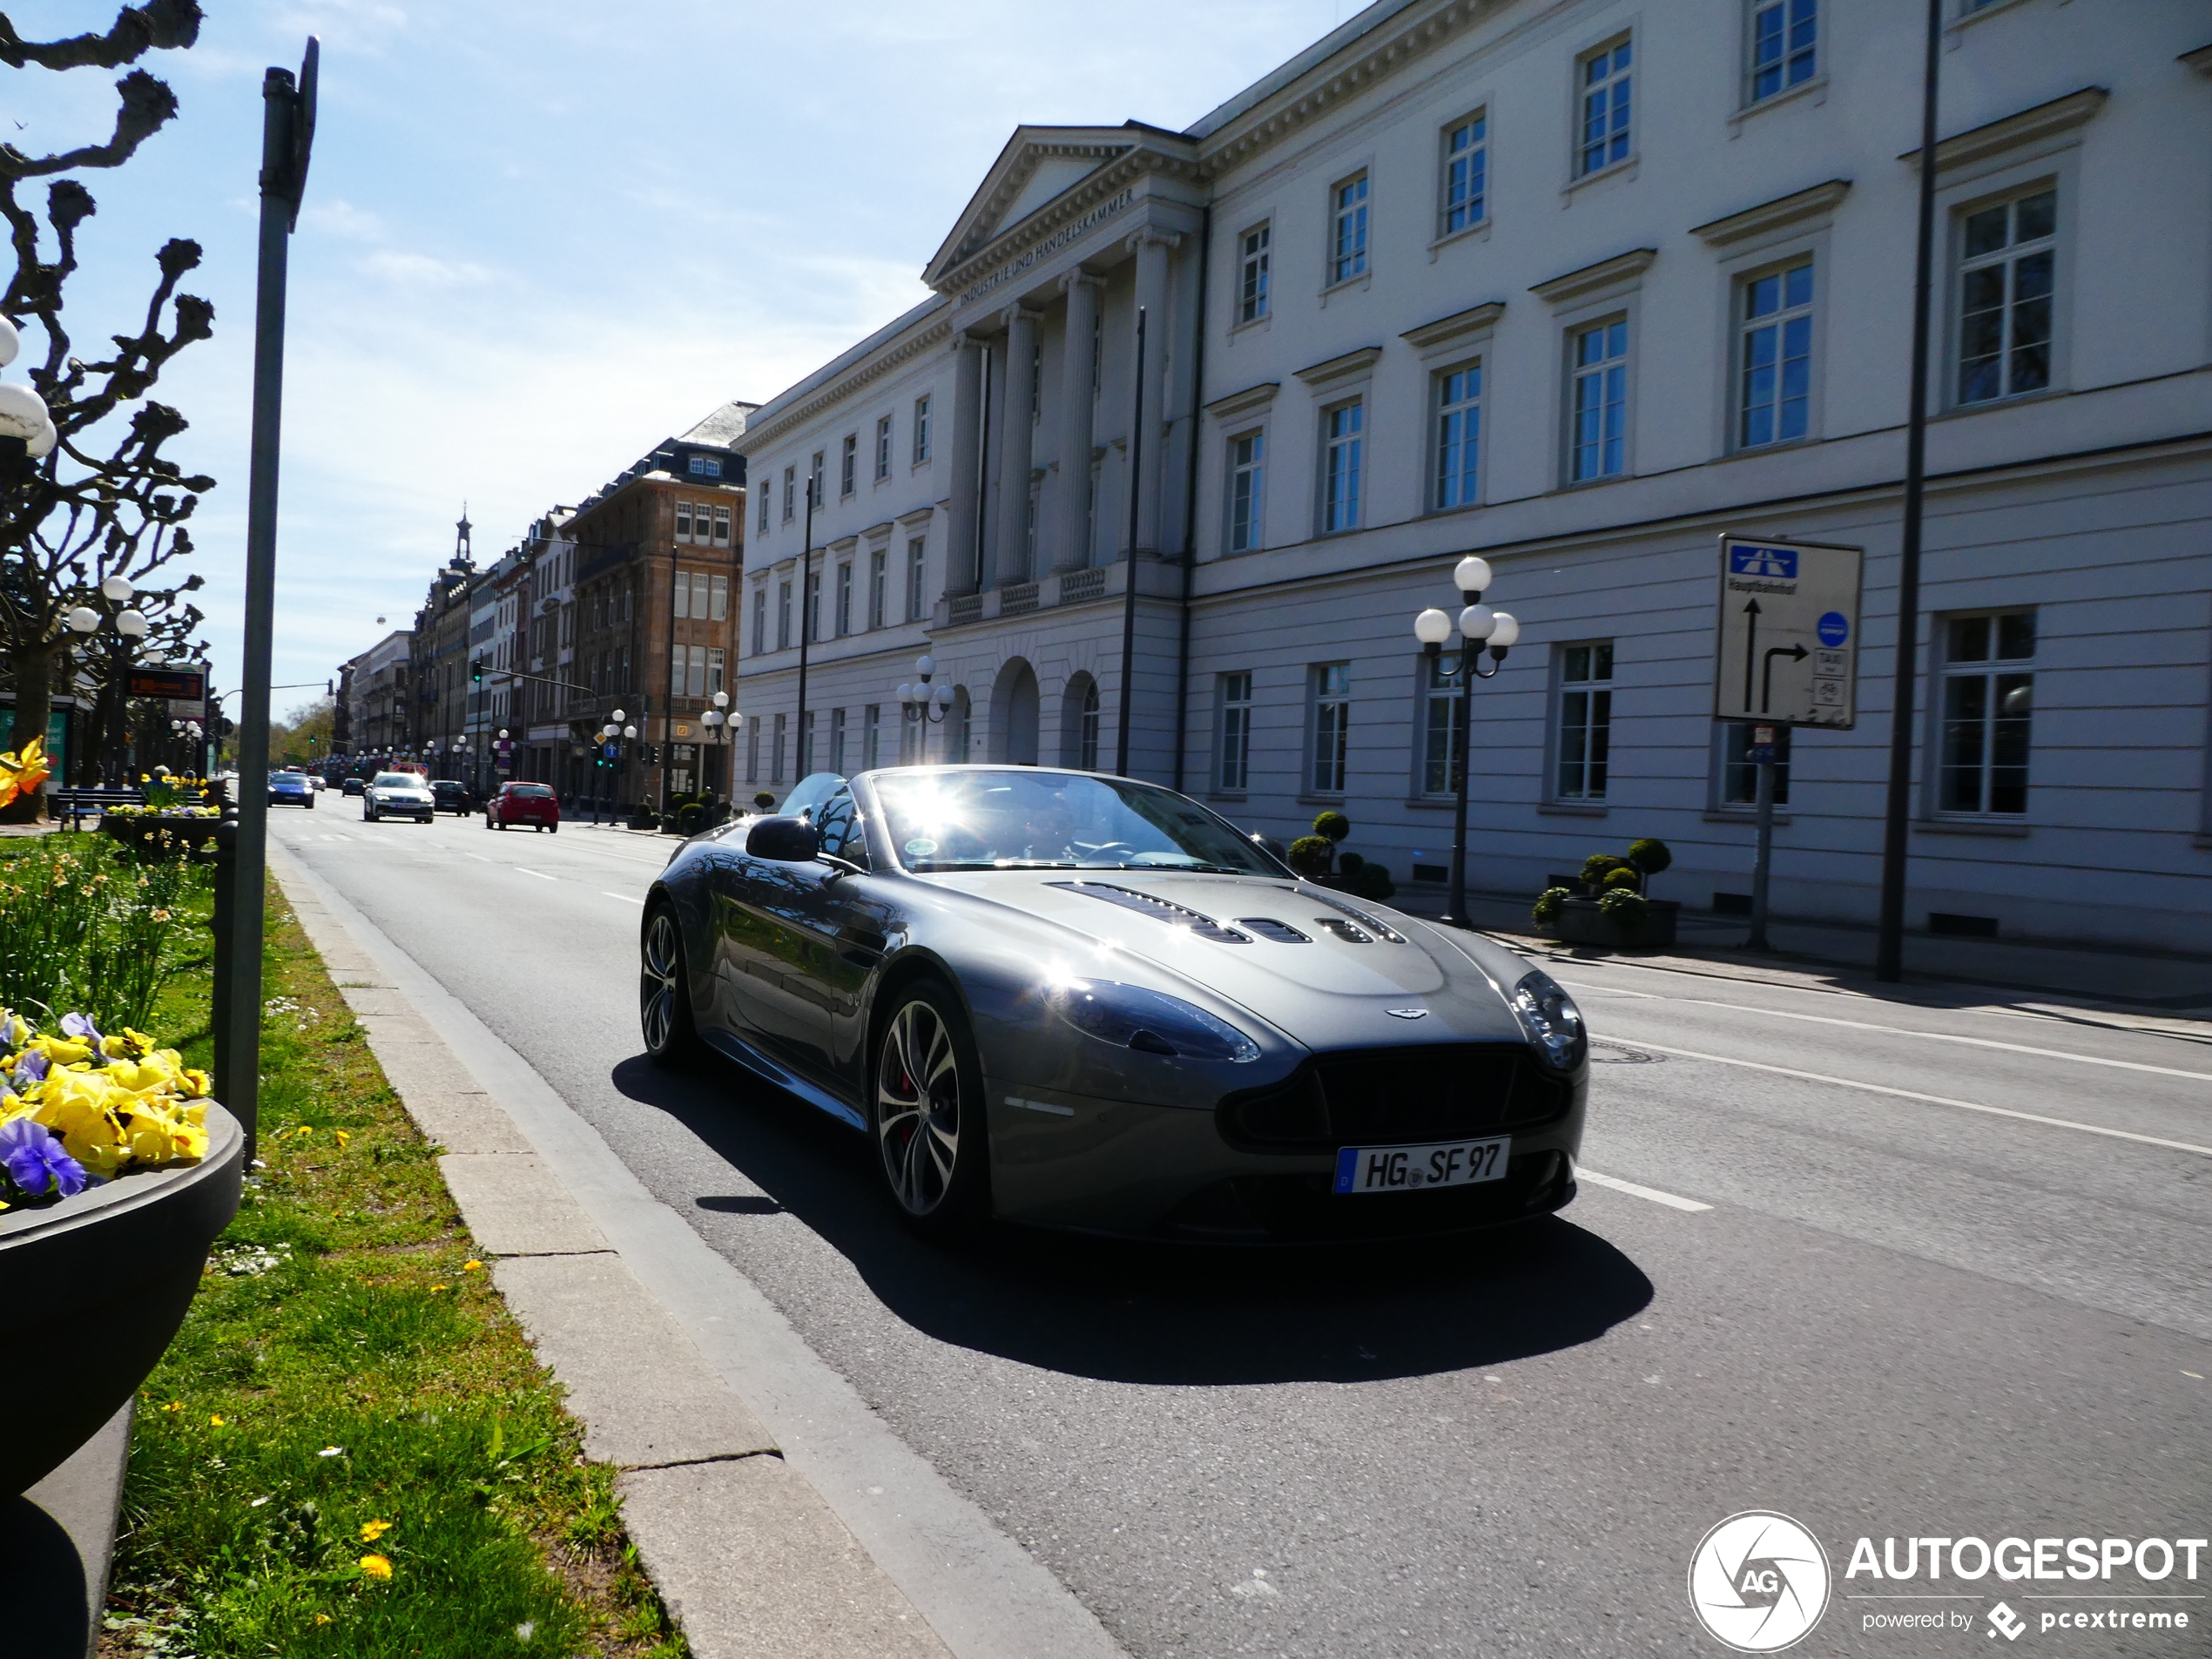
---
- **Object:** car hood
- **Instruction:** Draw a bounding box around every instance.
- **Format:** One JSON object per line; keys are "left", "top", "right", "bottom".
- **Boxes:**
{"left": 914, "top": 869, "right": 1532, "bottom": 1049}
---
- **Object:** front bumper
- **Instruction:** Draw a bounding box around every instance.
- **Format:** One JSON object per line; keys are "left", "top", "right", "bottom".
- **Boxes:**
{"left": 987, "top": 1076, "right": 1586, "bottom": 1242}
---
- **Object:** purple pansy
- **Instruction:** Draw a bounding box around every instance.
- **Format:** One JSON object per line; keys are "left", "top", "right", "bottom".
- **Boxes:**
{"left": 10, "top": 1049, "right": 48, "bottom": 1090}
{"left": 0, "top": 1116, "right": 88, "bottom": 1198}
{"left": 59, "top": 1012, "right": 102, "bottom": 1043}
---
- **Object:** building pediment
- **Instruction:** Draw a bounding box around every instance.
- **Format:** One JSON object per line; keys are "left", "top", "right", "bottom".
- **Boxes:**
{"left": 923, "top": 123, "right": 1199, "bottom": 297}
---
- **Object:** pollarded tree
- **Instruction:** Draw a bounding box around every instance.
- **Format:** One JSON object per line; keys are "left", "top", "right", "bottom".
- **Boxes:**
{"left": 0, "top": 2, "right": 215, "bottom": 802}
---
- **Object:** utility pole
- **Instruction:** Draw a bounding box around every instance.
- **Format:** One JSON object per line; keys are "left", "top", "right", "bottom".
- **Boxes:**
{"left": 1115, "top": 307, "right": 1147, "bottom": 778}
{"left": 216, "top": 37, "right": 316, "bottom": 1161}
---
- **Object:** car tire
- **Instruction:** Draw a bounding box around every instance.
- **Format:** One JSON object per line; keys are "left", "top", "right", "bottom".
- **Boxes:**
{"left": 870, "top": 980, "right": 990, "bottom": 1237}
{"left": 306, "top": 797, "right": 314, "bottom": 810}
{"left": 548, "top": 823, "right": 557, "bottom": 834}
{"left": 639, "top": 904, "right": 700, "bottom": 1067}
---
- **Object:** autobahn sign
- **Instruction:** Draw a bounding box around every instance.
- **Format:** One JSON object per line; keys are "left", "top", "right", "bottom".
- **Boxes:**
{"left": 1713, "top": 535, "right": 1863, "bottom": 729}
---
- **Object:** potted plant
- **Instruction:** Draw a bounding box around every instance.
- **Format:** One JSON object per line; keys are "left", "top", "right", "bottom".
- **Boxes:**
{"left": 0, "top": 1010, "right": 242, "bottom": 1497}
{"left": 100, "top": 772, "right": 221, "bottom": 859}
{"left": 1285, "top": 813, "right": 1396, "bottom": 900}
{"left": 1534, "top": 840, "right": 1679, "bottom": 948}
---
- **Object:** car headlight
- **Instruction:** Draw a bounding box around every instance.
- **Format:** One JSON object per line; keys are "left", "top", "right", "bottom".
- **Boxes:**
{"left": 1509, "top": 968, "right": 1587, "bottom": 1072}
{"left": 1049, "top": 979, "right": 1260, "bottom": 1063}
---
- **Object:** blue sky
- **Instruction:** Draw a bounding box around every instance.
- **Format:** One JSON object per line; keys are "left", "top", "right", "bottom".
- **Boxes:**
{"left": 4, "top": 0, "right": 1366, "bottom": 716}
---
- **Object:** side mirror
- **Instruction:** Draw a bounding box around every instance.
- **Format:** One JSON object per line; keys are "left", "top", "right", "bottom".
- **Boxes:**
{"left": 746, "top": 815, "right": 821, "bottom": 862}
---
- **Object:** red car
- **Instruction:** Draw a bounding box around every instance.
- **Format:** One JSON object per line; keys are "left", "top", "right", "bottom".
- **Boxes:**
{"left": 486, "top": 780, "right": 560, "bottom": 832}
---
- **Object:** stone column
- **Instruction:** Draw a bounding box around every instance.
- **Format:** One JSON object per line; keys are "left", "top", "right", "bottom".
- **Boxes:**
{"left": 993, "top": 304, "right": 1042, "bottom": 586}
{"left": 1125, "top": 228, "right": 1178, "bottom": 556}
{"left": 1054, "top": 270, "right": 1102, "bottom": 570}
{"left": 944, "top": 333, "right": 985, "bottom": 597}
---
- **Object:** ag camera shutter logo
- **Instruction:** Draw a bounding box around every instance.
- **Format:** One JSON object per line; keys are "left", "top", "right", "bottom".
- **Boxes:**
{"left": 1689, "top": 1512, "right": 1831, "bottom": 1651}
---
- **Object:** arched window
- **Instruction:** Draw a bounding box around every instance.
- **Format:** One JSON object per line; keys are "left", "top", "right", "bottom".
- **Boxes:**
{"left": 1080, "top": 681, "right": 1101, "bottom": 772}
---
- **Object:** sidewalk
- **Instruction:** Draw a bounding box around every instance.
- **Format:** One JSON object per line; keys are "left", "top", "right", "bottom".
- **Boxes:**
{"left": 1387, "top": 884, "right": 2212, "bottom": 1020}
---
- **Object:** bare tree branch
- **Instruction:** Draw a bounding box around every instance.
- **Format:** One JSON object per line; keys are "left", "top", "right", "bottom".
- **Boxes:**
{"left": 0, "top": 3, "right": 200, "bottom": 72}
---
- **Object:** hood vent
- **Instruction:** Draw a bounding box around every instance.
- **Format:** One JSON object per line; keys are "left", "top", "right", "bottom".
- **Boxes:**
{"left": 1046, "top": 881, "right": 1252, "bottom": 943}
{"left": 1302, "top": 888, "right": 1407, "bottom": 943}
{"left": 1237, "top": 918, "right": 1311, "bottom": 943}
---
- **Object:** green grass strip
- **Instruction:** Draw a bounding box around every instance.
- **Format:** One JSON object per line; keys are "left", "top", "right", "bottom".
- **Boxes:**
{"left": 102, "top": 873, "right": 686, "bottom": 1658}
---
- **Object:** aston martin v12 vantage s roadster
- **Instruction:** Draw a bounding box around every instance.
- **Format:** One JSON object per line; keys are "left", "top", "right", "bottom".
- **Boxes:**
{"left": 639, "top": 765, "right": 1588, "bottom": 1240}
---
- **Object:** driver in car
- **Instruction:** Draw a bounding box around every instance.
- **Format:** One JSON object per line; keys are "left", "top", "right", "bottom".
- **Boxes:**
{"left": 1018, "top": 793, "right": 1083, "bottom": 862}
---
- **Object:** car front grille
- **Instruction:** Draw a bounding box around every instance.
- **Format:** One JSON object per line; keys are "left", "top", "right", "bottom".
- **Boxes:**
{"left": 1217, "top": 1044, "right": 1570, "bottom": 1152}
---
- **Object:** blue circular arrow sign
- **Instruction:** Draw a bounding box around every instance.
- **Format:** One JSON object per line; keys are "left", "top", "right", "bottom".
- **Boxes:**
{"left": 1817, "top": 610, "right": 1849, "bottom": 647}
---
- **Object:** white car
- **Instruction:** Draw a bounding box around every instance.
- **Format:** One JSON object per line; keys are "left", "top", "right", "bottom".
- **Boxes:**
{"left": 362, "top": 772, "right": 435, "bottom": 823}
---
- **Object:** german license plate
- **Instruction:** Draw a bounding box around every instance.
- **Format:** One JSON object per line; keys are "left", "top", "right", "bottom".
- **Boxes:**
{"left": 1333, "top": 1136, "right": 1509, "bottom": 1196}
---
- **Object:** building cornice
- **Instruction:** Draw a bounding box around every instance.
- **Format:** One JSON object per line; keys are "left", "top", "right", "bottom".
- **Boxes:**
{"left": 1204, "top": 381, "right": 1282, "bottom": 420}
{"left": 1292, "top": 347, "right": 1384, "bottom": 391}
{"left": 1399, "top": 300, "right": 1506, "bottom": 352}
{"left": 1899, "top": 85, "right": 2108, "bottom": 173}
{"left": 1530, "top": 248, "right": 1656, "bottom": 307}
{"left": 931, "top": 144, "right": 1203, "bottom": 302}
{"left": 1691, "top": 179, "right": 1851, "bottom": 248}
{"left": 738, "top": 316, "right": 955, "bottom": 455}
{"left": 2182, "top": 43, "right": 2212, "bottom": 78}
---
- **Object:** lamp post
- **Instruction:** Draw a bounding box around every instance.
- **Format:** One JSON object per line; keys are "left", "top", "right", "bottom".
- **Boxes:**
{"left": 895, "top": 655, "right": 955, "bottom": 764}
{"left": 1411, "top": 556, "right": 1520, "bottom": 928}
{"left": 701, "top": 690, "right": 742, "bottom": 814}
{"left": 795, "top": 475, "right": 818, "bottom": 779}
{"left": 65, "top": 573, "right": 152, "bottom": 786}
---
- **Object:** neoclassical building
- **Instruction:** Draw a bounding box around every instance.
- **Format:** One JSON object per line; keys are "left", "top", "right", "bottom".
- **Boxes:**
{"left": 736, "top": 0, "right": 2212, "bottom": 949}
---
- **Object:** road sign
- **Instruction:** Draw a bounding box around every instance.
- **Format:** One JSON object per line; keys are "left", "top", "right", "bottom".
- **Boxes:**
{"left": 1713, "top": 535, "right": 1863, "bottom": 728}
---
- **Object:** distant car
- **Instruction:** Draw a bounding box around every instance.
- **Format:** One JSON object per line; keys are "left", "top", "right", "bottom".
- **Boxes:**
{"left": 487, "top": 780, "right": 559, "bottom": 833}
{"left": 430, "top": 779, "right": 473, "bottom": 815}
{"left": 341, "top": 778, "right": 364, "bottom": 797}
{"left": 307, "top": 773, "right": 326, "bottom": 792}
{"left": 362, "top": 772, "right": 435, "bottom": 823}
{"left": 268, "top": 771, "right": 315, "bottom": 809}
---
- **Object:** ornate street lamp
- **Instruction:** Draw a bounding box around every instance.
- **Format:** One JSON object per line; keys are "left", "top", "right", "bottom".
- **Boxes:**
{"left": 895, "top": 654, "right": 954, "bottom": 764}
{"left": 1411, "top": 556, "right": 1520, "bottom": 928}
{"left": 701, "top": 690, "right": 742, "bottom": 808}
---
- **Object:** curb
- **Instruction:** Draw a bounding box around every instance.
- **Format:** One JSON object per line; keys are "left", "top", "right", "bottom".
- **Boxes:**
{"left": 266, "top": 840, "right": 1125, "bottom": 1659}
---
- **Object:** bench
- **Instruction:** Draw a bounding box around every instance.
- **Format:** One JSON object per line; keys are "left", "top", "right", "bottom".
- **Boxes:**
{"left": 51, "top": 787, "right": 146, "bottom": 830}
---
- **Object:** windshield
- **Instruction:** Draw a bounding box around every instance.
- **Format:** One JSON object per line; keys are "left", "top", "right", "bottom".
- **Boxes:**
{"left": 873, "top": 769, "right": 1283, "bottom": 876}
{"left": 507, "top": 784, "right": 553, "bottom": 799}
{"left": 371, "top": 773, "right": 420, "bottom": 789}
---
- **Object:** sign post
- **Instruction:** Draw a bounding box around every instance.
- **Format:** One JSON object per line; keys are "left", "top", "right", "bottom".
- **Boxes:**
{"left": 1714, "top": 536, "right": 1863, "bottom": 949}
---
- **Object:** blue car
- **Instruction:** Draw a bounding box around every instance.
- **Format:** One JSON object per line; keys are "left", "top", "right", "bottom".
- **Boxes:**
{"left": 268, "top": 771, "right": 315, "bottom": 809}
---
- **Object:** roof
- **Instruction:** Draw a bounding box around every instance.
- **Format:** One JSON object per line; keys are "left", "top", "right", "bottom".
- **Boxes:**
{"left": 679, "top": 400, "right": 757, "bottom": 449}
{"left": 1184, "top": 0, "right": 1424, "bottom": 138}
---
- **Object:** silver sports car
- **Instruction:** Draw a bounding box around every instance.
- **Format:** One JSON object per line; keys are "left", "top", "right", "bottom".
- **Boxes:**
{"left": 639, "top": 765, "right": 1588, "bottom": 1242}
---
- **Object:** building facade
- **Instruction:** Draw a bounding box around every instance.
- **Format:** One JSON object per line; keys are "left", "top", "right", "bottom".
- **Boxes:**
{"left": 735, "top": 0, "right": 2212, "bottom": 950}
{"left": 341, "top": 628, "right": 415, "bottom": 756}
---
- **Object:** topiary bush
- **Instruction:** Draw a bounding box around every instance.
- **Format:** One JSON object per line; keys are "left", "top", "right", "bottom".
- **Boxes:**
{"left": 1337, "top": 851, "right": 1365, "bottom": 875}
{"left": 1598, "top": 887, "right": 1649, "bottom": 926}
{"left": 1581, "top": 853, "right": 1629, "bottom": 891}
{"left": 1532, "top": 886, "right": 1571, "bottom": 925}
{"left": 1286, "top": 835, "right": 1335, "bottom": 880}
{"left": 1602, "top": 866, "right": 1642, "bottom": 892}
{"left": 677, "top": 800, "right": 706, "bottom": 835}
{"left": 1346, "top": 860, "right": 1395, "bottom": 900}
{"left": 1312, "top": 811, "right": 1352, "bottom": 846}
{"left": 1628, "top": 837, "right": 1672, "bottom": 899}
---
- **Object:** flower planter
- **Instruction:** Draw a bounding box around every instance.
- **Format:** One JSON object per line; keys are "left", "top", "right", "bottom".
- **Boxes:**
{"left": 98, "top": 812, "right": 220, "bottom": 860}
{"left": 1546, "top": 895, "right": 1679, "bottom": 950}
{"left": 0, "top": 1102, "right": 242, "bottom": 1499}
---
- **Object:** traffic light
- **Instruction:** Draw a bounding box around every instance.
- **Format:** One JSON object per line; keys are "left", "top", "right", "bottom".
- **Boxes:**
{"left": 470, "top": 658, "right": 484, "bottom": 685}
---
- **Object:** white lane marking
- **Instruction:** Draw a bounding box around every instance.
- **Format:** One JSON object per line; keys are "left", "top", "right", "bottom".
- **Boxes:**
{"left": 601, "top": 891, "right": 644, "bottom": 904}
{"left": 1565, "top": 987, "right": 2212, "bottom": 1083}
{"left": 1577, "top": 1170, "right": 1712, "bottom": 1211}
{"left": 1629, "top": 1040, "right": 2212, "bottom": 1157}
{"left": 1555, "top": 980, "right": 1662, "bottom": 999}
{"left": 464, "top": 852, "right": 490, "bottom": 862}
{"left": 515, "top": 867, "right": 555, "bottom": 880}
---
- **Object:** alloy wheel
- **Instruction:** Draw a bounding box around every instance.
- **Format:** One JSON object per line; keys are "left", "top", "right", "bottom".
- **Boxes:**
{"left": 875, "top": 996, "right": 962, "bottom": 1216}
{"left": 639, "top": 909, "right": 684, "bottom": 1055}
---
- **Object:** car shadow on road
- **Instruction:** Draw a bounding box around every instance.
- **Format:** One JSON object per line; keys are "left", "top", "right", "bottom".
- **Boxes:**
{"left": 611, "top": 1053, "right": 1655, "bottom": 1386}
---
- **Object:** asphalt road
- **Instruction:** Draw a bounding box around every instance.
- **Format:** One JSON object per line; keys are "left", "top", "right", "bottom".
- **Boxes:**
{"left": 271, "top": 804, "right": 2211, "bottom": 1657}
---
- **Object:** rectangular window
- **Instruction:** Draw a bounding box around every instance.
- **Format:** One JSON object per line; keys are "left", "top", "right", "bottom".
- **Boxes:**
{"left": 772, "top": 712, "right": 786, "bottom": 784}
{"left": 712, "top": 505, "right": 731, "bottom": 546}
{"left": 799, "top": 710, "right": 815, "bottom": 775}
{"left": 1311, "top": 663, "right": 1352, "bottom": 794}
{"left": 1440, "top": 113, "right": 1487, "bottom": 236}
{"left": 1958, "top": 188, "right": 2056, "bottom": 406}
{"left": 810, "top": 450, "right": 825, "bottom": 507}
{"left": 1433, "top": 363, "right": 1481, "bottom": 509}
{"left": 1420, "top": 655, "right": 1467, "bottom": 797}
{"left": 1218, "top": 671, "right": 1252, "bottom": 791}
{"left": 746, "top": 720, "right": 759, "bottom": 784}
{"left": 913, "top": 395, "right": 931, "bottom": 462}
{"left": 707, "top": 646, "right": 725, "bottom": 696}
{"left": 1228, "top": 430, "right": 1264, "bottom": 553}
{"left": 672, "top": 569, "right": 691, "bottom": 619}
{"left": 829, "top": 707, "right": 847, "bottom": 774}
{"left": 907, "top": 538, "right": 927, "bottom": 622}
{"left": 1569, "top": 318, "right": 1629, "bottom": 482}
{"left": 875, "top": 415, "right": 893, "bottom": 481}
{"left": 1238, "top": 223, "right": 1271, "bottom": 323}
{"left": 835, "top": 563, "right": 853, "bottom": 636}
{"left": 751, "top": 587, "right": 766, "bottom": 656}
{"left": 1740, "top": 261, "right": 1814, "bottom": 448}
{"left": 1078, "top": 684, "right": 1099, "bottom": 771}
{"left": 1749, "top": 0, "right": 1817, "bottom": 104}
{"left": 805, "top": 569, "right": 821, "bottom": 642}
{"left": 675, "top": 502, "right": 693, "bottom": 543}
{"left": 900, "top": 703, "right": 920, "bottom": 765}
{"left": 782, "top": 466, "right": 796, "bottom": 522}
{"left": 687, "top": 644, "right": 708, "bottom": 699}
{"left": 863, "top": 704, "right": 881, "bottom": 771}
{"left": 1331, "top": 173, "right": 1369, "bottom": 284}
{"left": 692, "top": 571, "right": 711, "bottom": 617}
{"left": 840, "top": 434, "right": 857, "bottom": 497}
{"left": 1720, "top": 722, "right": 1791, "bottom": 806}
{"left": 1578, "top": 37, "right": 1633, "bottom": 176}
{"left": 869, "top": 549, "right": 887, "bottom": 629}
{"left": 776, "top": 581, "right": 792, "bottom": 651}
{"left": 1322, "top": 401, "right": 1363, "bottom": 533}
{"left": 1939, "top": 610, "right": 2034, "bottom": 814}
{"left": 1554, "top": 642, "right": 1615, "bottom": 799}
{"left": 759, "top": 489, "right": 770, "bottom": 535}
{"left": 709, "top": 574, "right": 727, "bottom": 621}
